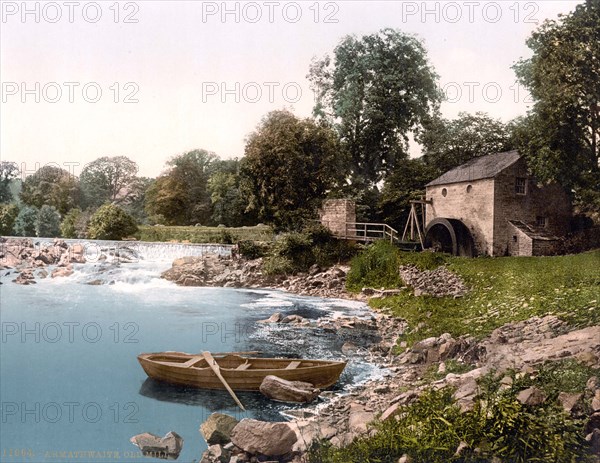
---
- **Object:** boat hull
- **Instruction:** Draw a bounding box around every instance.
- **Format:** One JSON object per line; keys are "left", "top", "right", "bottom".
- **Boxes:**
{"left": 137, "top": 352, "right": 347, "bottom": 391}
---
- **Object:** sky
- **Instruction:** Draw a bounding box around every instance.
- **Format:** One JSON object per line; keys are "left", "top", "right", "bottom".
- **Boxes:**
{"left": 1, "top": 0, "right": 579, "bottom": 178}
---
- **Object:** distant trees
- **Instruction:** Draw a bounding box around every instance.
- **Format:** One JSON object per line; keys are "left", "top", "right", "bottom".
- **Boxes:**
{"left": 36, "top": 205, "right": 61, "bottom": 238}
{"left": 241, "top": 110, "right": 342, "bottom": 230}
{"left": 87, "top": 204, "right": 138, "bottom": 240}
{"left": 80, "top": 156, "right": 139, "bottom": 209}
{"left": 0, "top": 204, "right": 19, "bottom": 235}
{"left": 20, "top": 166, "right": 80, "bottom": 214}
{"left": 13, "top": 206, "right": 39, "bottom": 237}
{"left": 513, "top": 0, "right": 600, "bottom": 213}
{"left": 208, "top": 159, "right": 254, "bottom": 227}
{"left": 0, "top": 161, "right": 19, "bottom": 203}
{"left": 144, "top": 149, "right": 217, "bottom": 225}
{"left": 419, "top": 112, "right": 514, "bottom": 177}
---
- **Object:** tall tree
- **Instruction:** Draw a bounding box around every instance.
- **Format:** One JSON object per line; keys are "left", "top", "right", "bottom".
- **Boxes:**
{"left": 513, "top": 0, "right": 600, "bottom": 212}
{"left": 19, "top": 166, "right": 80, "bottom": 214}
{"left": 0, "top": 161, "right": 19, "bottom": 203}
{"left": 308, "top": 28, "right": 441, "bottom": 188}
{"left": 80, "top": 156, "right": 139, "bottom": 208}
{"left": 419, "top": 112, "right": 514, "bottom": 177}
{"left": 241, "top": 110, "right": 342, "bottom": 230}
{"left": 208, "top": 159, "right": 254, "bottom": 227}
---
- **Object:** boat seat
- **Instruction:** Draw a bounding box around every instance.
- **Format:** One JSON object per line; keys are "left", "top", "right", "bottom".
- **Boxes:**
{"left": 285, "top": 361, "right": 302, "bottom": 370}
{"left": 182, "top": 356, "right": 204, "bottom": 367}
{"left": 236, "top": 362, "right": 251, "bottom": 370}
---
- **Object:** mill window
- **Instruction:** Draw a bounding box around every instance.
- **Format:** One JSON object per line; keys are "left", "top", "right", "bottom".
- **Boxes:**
{"left": 515, "top": 177, "right": 527, "bottom": 195}
{"left": 536, "top": 216, "right": 548, "bottom": 228}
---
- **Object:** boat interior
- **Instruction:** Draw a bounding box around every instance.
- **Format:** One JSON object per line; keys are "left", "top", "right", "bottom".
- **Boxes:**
{"left": 144, "top": 353, "right": 325, "bottom": 370}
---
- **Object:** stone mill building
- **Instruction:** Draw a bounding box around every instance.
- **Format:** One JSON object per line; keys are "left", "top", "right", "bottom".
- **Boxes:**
{"left": 424, "top": 150, "right": 571, "bottom": 257}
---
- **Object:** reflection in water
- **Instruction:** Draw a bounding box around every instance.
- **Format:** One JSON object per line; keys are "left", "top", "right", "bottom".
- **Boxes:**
{"left": 138, "top": 378, "right": 304, "bottom": 421}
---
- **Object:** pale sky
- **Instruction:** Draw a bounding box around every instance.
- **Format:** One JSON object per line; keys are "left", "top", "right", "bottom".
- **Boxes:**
{"left": 1, "top": 0, "right": 578, "bottom": 178}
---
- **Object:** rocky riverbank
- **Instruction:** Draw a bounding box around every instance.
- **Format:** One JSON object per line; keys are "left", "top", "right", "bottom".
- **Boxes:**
{"left": 196, "top": 315, "right": 600, "bottom": 462}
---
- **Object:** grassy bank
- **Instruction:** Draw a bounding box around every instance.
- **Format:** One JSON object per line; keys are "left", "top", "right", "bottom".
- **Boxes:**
{"left": 137, "top": 224, "right": 274, "bottom": 244}
{"left": 347, "top": 242, "right": 599, "bottom": 345}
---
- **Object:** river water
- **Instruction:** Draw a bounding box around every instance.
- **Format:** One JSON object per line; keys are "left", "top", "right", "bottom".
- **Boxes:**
{"left": 0, "top": 242, "right": 383, "bottom": 462}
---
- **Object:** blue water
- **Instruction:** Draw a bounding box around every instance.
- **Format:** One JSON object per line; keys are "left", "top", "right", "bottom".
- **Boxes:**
{"left": 0, "top": 256, "right": 382, "bottom": 463}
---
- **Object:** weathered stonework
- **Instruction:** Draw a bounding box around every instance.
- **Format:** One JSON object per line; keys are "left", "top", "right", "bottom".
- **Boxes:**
{"left": 319, "top": 199, "right": 356, "bottom": 238}
{"left": 425, "top": 152, "right": 571, "bottom": 257}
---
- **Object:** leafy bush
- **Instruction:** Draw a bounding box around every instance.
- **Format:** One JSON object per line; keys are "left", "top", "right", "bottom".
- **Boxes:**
{"left": 87, "top": 204, "right": 138, "bottom": 240}
{"left": 36, "top": 205, "right": 61, "bottom": 238}
{"left": 60, "top": 208, "right": 82, "bottom": 238}
{"left": 0, "top": 204, "right": 19, "bottom": 235}
{"left": 346, "top": 240, "right": 402, "bottom": 291}
{"left": 309, "top": 372, "right": 593, "bottom": 463}
{"left": 262, "top": 255, "right": 296, "bottom": 276}
{"left": 237, "top": 240, "right": 272, "bottom": 259}
{"left": 14, "top": 206, "right": 38, "bottom": 237}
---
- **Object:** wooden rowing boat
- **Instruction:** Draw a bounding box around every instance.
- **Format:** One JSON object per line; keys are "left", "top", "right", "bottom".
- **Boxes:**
{"left": 137, "top": 352, "right": 347, "bottom": 391}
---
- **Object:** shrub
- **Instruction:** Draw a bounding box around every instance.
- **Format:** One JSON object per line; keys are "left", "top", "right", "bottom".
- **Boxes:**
{"left": 262, "top": 255, "right": 296, "bottom": 276}
{"left": 36, "top": 205, "right": 61, "bottom": 238}
{"left": 13, "top": 206, "right": 38, "bottom": 237}
{"left": 60, "top": 208, "right": 82, "bottom": 238}
{"left": 346, "top": 240, "right": 402, "bottom": 291}
{"left": 237, "top": 240, "right": 271, "bottom": 259}
{"left": 87, "top": 204, "right": 138, "bottom": 240}
{"left": 0, "top": 204, "right": 19, "bottom": 235}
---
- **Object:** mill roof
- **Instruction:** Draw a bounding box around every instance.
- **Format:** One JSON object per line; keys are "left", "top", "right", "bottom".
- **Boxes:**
{"left": 426, "top": 150, "right": 521, "bottom": 187}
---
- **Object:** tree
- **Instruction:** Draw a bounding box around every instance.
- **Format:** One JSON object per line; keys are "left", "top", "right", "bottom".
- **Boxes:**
{"left": 308, "top": 28, "right": 441, "bottom": 188}
{"left": 80, "top": 156, "right": 139, "bottom": 208}
{"left": 379, "top": 158, "right": 438, "bottom": 231}
{"left": 513, "top": 0, "right": 600, "bottom": 212}
{"left": 241, "top": 110, "right": 342, "bottom": 230}
{"left": 208, "top": 159, "right": 254, "bottom": 227}
{"left": 87, "top": 204, "right": 138, "bottom": 240}
{"left": 60, "top": 208, "right": 82, "bottom": 238}
{"left": 0, "top": 204, "right": 19, "bottom": 235}
{"left": 419, "top": 112, "right": 514, "bottom": 176}
{"left": 144, "top": 175, "right": 188, "bottom": 225}
{"left": 0, "top": 161, "right": 19, "bottom": 203}
{"left": 14, "top": 206, "right": 38, "bottom": 237}
{"left": 121, "top": 177, "right": 153, "bottom": 223}
{"left": 36, "top": 205, "right": 61, "bottom": 238}
{"left": 20, "top": 166, "right": 80, "bottom": 214}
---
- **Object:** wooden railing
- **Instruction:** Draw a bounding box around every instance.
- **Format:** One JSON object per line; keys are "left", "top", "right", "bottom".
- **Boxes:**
{"left": 321, "top": 221, "right": 399, "bottom": 243}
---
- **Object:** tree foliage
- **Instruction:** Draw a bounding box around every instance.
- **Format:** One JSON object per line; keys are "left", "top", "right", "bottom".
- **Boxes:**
{"left": 80, "top": 156, "right": 139, "bottom": 208}
{"left": 513, "top": 0, "right": 600, "bottom": 213}
{"left": 87, "top": 204, "right": 138, "bottom": 240}
{"left": 19, "top": 166, "right": 80, "bottom": 214}
{"left": 309, "top": 28, "right": 441, "bottom": 187}
{"left": 208, "top": 159, "right": 253, "bottom": 227}
{"left": 241, "top": 110, "right": 342, "bottom": 230}
{"left": 0, "top": 161, "right": 20, "bottom": 203}
{"left": 36, "top": 205, "right": 61, "bottom": 238}
{"left": 0, "top": 204, "right": 19, "bottom": 235}
{"left": 14, "top": 206, "right": 38, "bottom": 237}
{"left": 60, "top": 208, "right": 82, "bottom": 239}
{"left": 419, "top": 112, "right": 514, "bottom": 177}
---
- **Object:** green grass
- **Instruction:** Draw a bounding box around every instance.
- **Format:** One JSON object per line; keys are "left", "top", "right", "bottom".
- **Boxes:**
{"left": 361, "top": 249, "right": 600, "bottom": 345}
{"left": 137, "top": 224, "right": 274, "bottom": 244}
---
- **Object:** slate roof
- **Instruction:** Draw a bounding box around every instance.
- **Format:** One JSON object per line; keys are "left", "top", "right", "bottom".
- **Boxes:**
{"left": 426, "top": 150, "right": 521, "bottom": 187}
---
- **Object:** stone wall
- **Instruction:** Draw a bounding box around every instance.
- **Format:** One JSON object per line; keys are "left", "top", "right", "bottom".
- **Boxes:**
{"left": 319, "top": 199, "right": 356, "bottom": 237}
{"left": 493, "top": 158, "right": 571, "bottom": 256}
{"left": 508, "top": 223, "right": 533, "bottom": 256}
{"left": 426, "top": 178, "right": 495, "bottom": 256}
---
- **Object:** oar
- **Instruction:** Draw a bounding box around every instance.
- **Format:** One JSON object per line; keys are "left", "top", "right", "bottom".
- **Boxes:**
{"left": 202, "top": 351, "right": 246, "bottom": 411}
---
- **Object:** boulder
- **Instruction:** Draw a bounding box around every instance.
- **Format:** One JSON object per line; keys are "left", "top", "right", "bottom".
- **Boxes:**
{"left": 51, "top": 266, "right": 73, "bottom": 278}
{"left": 557, "top": 392, "right": 583, "bottom": 415}
{"left": 257, "top": 312, "right": 282, "bottom": 323}
{"left": 516, "top": 387, "right": 546, "bottom": 406}
{"left": 200, "top": 413, "right": 239, "bottom": 445}
{"left": 259, "top": 375, "right": 320, "bottom": 403}
{"left": 230, "top": 419, "right": 297, "bottom": 457}
{"left": 130, "top": 431, "right": 183, "bottom": 460}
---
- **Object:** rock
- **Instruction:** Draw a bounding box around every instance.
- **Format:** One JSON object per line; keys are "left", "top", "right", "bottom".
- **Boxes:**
{"left": 259, "top": 375, "right": 320, "bottom": 403}
{"left": 87, "top": 279, "right": 103, "bottom": 286}
{"left": 257, "top": 312, "right": 282, "bottom": 323}
{"left": 230, "top": 419, "right": 297, "bottom": 457}
{"left": 587, "top": 412, "right": 600, "bottom": 434}
{"left": 557, "top": 392, "right": 583, "bottom": 415}
{"left": 51, "top": 266, "right": 73, "bottom": 278}
{"left": 341, "top": 342, "right": 359, "bottom": 355}
{"left": 129, "top": 431, "right": 183, "bottom": 460}
{"left": 586, "top": 429, "right": 600, "bottom": 455}
{"left": 397, "top": 455, "right": 413, "bottom": 463}
{"left": 516, "top": 387, "right": 546, "bottom": 406}
{"left": 592, "top": 389, "right": 600, "bottom": 412}
{"left": 200, "top": 413, "right": 239, "bottom": 445}
{"left": 200, "top": 444, "right": 231, "bottom": 463}
{"left": 453, "top": 378, "right": 478, "bottom": 412}
{"left": 281, "top": 314, "right": 304, "bottom": 324}
{"left": 348, "top": 403, "right": 375, "bottom": 433}
{"left": 380, "top": 402, "right": 401, "bottom": 422}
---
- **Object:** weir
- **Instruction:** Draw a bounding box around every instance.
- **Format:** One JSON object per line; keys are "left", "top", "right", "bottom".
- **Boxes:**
{"left": 30, "top": 238, "right": 234, "bottom": 262}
